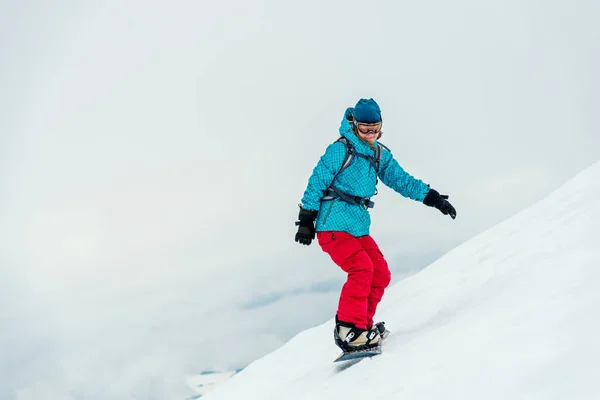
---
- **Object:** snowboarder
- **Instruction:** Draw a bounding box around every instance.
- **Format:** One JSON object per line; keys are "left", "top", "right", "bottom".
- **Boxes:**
{"left": 295, "top": 98, "right": 457, "bottom": 353}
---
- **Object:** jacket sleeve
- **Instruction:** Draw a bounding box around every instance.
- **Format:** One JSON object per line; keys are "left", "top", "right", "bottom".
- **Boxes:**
{"left": 378, "top": 149, "right": 430, "bottom": 202}
{"left": 300, "top": 141, "right": 346, "bottom": 211}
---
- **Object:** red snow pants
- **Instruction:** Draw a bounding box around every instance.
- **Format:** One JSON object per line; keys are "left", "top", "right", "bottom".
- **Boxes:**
{"left": 317, "top": 231, "right": 391, "bottom": 330}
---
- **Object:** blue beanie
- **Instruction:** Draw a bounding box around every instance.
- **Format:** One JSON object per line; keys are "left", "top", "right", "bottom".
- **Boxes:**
{"left": 353, "top": 98, "right": 382, "bottom": 123}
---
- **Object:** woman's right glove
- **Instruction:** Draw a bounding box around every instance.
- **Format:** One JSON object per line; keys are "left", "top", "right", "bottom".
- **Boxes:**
{"left": 295, "top": 208, "right": 319, "bottom": 246}
{"left": 423, "top": 188, "right": 457, "bottom": 219}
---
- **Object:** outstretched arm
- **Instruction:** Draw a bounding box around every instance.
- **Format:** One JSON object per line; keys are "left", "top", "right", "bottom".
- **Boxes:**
{"left": 378, "top": 152, "right": 430, "bottom": 201}
{"left": 378, "top": 151, "right": 457, "bottom": 219}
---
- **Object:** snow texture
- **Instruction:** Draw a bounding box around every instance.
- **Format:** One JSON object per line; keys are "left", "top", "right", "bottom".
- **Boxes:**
{"left": 185, "top": 371, "right": 237, "bottom": 397}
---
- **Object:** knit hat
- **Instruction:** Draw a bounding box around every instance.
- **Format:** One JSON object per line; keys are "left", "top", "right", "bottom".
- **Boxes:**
{"left": 353, "top": 98, "right": 382, "bottom": 123}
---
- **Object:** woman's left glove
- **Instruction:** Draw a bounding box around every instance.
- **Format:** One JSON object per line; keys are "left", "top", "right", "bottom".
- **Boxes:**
{"left": 423, "top": 188, "right": 457, "bottom": 219}
{"left": 295, "top": 208, "right": 319, "bottom": 246}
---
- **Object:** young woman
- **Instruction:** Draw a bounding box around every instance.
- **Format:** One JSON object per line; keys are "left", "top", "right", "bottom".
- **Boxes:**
{"left": 295, "top": 98, "right": 457, "bottom": 352}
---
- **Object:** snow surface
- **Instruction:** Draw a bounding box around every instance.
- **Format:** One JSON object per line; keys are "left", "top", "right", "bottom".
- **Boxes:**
{"left": 201, "top": 161, "right": 600, "bottom": 400}
{"left": 185, "top": 371, "right": 237, "bottom": 398}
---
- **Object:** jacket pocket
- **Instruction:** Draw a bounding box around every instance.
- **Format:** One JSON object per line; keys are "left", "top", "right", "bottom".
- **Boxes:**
{"left": 322, "top": 199, "right": 338, "bottom": 226}
{"left": 317, "top": 231, "right": 336, "bottom": 247}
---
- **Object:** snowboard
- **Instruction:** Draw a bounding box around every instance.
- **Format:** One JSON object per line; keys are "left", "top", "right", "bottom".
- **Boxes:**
{"left": 333, "top": 328, "right": 390, "bottom": 363}
{"left": 334, "top": 346, "right": 382, "bottom": 362}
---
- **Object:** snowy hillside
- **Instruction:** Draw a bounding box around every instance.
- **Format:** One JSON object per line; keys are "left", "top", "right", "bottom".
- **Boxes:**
{"left": 185, "top": 371, "right": 238, "bottom": 398}
{"left": 201, "top": 162, "right": 600, "bottom": 400}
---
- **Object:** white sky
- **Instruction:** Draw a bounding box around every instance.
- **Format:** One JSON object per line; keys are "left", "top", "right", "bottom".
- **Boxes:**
{"left": 1, "top": 1, "right": 599, "bottom": 399}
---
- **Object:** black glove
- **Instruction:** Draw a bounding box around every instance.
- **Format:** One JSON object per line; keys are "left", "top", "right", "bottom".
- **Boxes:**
{"left": 295, "top": 208, "right": 319, "bottom": 245}
{"left": 423, "top": 188, "right": 457, "bottom": 219}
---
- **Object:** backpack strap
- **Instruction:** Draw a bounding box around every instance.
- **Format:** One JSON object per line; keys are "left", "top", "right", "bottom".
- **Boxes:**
{"left": 322, "top": 137, "right": 358, "bottom": 204}
{"left": 320, "top": 138, "right": 386, "bottom": 209}
{"left": 335, "top": 137, "right": 354, "bottom": 178}
{"left": 334, "top": 137, "right": 386, "bottom": 175}
{"left": 374, "top": 142, "right": 390, "bottom": 172}
{"left": 373, "top": 143, "right": 382, "bottom": 172}
{"left": 353, "top": 143, "right": 385, "bottom": 173}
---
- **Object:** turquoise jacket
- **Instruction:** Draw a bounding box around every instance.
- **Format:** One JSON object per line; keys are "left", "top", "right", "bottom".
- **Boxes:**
{"left": 300, "top": 113, "right": 430, "bottom": 237}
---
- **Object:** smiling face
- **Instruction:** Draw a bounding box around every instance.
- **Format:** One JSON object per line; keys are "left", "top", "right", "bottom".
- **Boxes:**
{"left": 355, "top": 122, "right": 382, "bottom": 145}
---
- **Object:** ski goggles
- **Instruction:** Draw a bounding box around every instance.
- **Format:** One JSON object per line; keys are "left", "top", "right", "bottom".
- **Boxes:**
{"left": 356, "top": 122, "right": 382, "bottom": 135}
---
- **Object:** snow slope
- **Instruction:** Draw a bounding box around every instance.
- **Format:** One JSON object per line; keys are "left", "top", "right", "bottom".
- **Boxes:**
{"left": 185, "top": 371, "right": 237, "bottom": 398}
{"left": 201, "top": 162, "right": 600, "bottom": 400}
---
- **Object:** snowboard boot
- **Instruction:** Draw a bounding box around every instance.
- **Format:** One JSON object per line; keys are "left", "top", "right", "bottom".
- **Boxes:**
{"left": 369, "top": 321, "right": 390, "bottom": 341}
{"left": 334, "top": 319, "right": 380, "bottom": 352}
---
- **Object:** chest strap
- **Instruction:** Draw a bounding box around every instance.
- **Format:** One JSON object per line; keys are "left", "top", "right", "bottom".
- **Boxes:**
{"left": 322, "top": 187, "right": 375, "bottom": 209}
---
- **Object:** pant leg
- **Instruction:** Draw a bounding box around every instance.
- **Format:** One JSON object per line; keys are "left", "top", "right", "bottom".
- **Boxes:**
{"left": 358, "top": 235, "right": 391, "bottom": 328}
{"left": 317, "top": 231, "right": 373, "bottom": 329}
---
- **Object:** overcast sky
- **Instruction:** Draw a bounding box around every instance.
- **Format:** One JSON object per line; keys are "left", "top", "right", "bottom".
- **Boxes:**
{"left": 1, "top": 1, "right": 599, "bottom": 399}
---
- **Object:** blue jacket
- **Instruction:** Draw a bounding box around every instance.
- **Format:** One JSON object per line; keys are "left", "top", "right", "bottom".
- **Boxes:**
{"left": 300, "top": 112, "right": 430, "bottom": 237}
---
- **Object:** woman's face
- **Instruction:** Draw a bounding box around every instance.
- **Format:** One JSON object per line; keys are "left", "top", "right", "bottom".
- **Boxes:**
{"left": 356, "top": 122, "right": 382, "bottom": 145}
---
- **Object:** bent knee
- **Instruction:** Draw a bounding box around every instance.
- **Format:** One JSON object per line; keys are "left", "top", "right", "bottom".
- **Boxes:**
{"left": 373, "top": 263, "right": 391, "bottom": 288}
